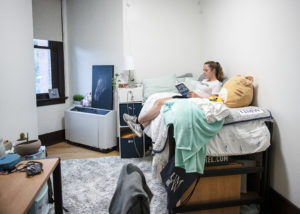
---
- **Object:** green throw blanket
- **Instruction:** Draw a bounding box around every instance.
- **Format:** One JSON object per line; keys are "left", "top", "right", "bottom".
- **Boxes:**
{"left": 163, "top": 99, "right": 224, "bottom": 174}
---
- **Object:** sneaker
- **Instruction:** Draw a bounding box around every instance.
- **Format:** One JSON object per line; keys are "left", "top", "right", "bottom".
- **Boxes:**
{"left": 123, "top": 113, "right": 137, "bottom": 123}
{"left": 127, "top": 120, "right": 143, "bottom": 138}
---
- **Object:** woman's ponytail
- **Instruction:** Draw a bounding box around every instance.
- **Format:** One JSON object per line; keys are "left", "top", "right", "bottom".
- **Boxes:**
{"left": 215, "top": 62, "right": 224, "bottom": 82}
{"left": 204, "top": 61, "right": 224, "bottom": 82}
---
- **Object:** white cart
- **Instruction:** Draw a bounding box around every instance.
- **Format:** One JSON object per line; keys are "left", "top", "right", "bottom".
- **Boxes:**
{"left": 65, "top": 106, "right": 117, "bottom": 150}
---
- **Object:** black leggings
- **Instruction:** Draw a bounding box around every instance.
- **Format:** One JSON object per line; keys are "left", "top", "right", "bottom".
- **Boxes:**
{"left": 171, "top": 95, "right": 188, "bottom": 99}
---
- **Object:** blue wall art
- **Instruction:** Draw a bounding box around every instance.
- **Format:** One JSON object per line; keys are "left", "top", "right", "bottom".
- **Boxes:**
{"left": 92, "top": 65, "right": 114, "bottom": 110}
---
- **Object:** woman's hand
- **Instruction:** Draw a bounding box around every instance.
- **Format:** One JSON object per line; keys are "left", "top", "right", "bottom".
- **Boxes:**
{"left": 188, "top": 91, "right": 201, "bottom": 98}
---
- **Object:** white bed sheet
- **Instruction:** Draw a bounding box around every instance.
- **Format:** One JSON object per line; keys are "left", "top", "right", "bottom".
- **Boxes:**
{"left": 152, "top": 119, "right": 271, "bottom": 176}
{"left": 142, "top": 94, "right": 271, "bottom": 156}
{"left": 207, "top": 119, "right": 271, "bottom": 156}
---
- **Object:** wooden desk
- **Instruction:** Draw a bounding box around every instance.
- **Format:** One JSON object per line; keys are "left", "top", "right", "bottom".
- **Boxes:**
{"left": 0, "top": 158, "right": 63, "bottom": 214}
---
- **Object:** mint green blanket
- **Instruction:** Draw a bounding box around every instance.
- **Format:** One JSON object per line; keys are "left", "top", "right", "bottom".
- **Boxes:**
{"left": 163, "top": 99, "right": 224, "bottom": 174}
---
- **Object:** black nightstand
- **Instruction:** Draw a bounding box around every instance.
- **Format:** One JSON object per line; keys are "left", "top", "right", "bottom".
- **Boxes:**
{"left": 118, "top": 86, "right": 144, "bottom": 158}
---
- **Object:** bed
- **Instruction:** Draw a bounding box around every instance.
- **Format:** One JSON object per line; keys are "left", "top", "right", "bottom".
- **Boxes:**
{"left": 140, "top": 92, "right": 271, "bottom": 168}
{"left": 139, "top": 76, "right": 273, "bottom": 213}
{"left": 166, "top": 122, "right": 273, "bottom": 214}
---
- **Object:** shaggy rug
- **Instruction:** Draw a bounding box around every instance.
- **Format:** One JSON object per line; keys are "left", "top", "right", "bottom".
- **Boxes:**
{"left": 57, "top": 156, "right": 168, "bottom": 214}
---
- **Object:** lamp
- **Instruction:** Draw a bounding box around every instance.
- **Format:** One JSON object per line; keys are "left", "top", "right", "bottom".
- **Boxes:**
{"left": 123, "top": 56, "right": 136, "bottom": 88}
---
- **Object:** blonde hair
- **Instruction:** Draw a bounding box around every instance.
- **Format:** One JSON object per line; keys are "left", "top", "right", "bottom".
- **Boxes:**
{"left": 204, "top": 61, "right": 224, "bottom": 82}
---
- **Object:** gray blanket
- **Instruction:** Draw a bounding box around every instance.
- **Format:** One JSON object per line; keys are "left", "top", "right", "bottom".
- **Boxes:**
{"left": 109, "top": 163, "right": 153, "bottom": 214}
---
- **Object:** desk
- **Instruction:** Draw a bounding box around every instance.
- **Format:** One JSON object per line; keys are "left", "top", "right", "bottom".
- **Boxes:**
{"left": 0, "top": 158, "right": 63, "bottom": 214}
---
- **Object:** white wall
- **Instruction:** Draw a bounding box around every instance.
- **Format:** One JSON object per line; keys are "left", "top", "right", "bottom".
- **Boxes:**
{"left": 65, "top": 0, "right": 123, "bottom": 98}
{"left": 0, "top": 0, "right": 38, "bottom": 140}
{"left": 37, "top": 103, "right": 70, "bottom": 135}
{"left": 32, "top": 0, "right": 63, "bottom": 41}
{"left": 123, "top": 0, "right": 203, "bottom": 81}
{"left": 199, "top": 0, "right": 300, "bottom": 207}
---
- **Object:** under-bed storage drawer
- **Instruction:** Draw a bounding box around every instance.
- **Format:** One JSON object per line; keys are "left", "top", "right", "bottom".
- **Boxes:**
{"left": 120, "top": 128, "right": 144, "bottom": 158}
{"left": 179, "top": 163, "right": 242, "bottom": 214}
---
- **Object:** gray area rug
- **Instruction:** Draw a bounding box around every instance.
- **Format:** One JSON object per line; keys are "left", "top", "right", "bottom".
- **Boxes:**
{"left": 58, "top": 156, "right": 168, "bottom": 214}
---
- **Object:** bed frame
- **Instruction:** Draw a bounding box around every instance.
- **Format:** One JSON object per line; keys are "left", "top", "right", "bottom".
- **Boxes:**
{"left": 166, "top": 121, "right": 273, "bottom": 214}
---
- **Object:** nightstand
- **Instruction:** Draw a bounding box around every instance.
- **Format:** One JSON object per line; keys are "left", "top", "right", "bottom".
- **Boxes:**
{"left": 118, "top": 85, "right": 144, "bottom": 158}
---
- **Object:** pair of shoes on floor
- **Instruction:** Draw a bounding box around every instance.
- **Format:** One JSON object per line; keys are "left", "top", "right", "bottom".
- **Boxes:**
{"left": 123, "top": 113, "right": 143, "bottom": 138}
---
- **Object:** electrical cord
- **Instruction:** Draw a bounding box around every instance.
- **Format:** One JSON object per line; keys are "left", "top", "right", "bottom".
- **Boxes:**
{"left": 17, "top": 161, "right": 43, "bottom": 176}
{"left": 127, "top": 90, "right": 141, "bottom": 157}
{"left": 0, "top": 161, "right": 43, "bottom": 176}
{"left": 175, "top": 176, "right": 200, "bottom": 210}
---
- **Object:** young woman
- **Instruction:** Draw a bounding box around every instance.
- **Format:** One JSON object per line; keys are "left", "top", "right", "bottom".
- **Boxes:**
{"left": 124, "top": 61, "right": 224, "bottom": 137}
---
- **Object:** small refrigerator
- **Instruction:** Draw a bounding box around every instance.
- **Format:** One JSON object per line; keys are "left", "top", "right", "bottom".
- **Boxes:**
{"left": 65, "top": 106, "right": 117, "bottom": 150}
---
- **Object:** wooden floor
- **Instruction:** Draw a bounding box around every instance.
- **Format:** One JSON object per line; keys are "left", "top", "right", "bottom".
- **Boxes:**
{"left": 47, "top": 142, "right": 119, "bottom": 160}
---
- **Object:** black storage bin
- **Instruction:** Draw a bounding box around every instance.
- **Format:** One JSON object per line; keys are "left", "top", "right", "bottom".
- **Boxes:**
{"left": 120, "top": 128, "right": 144, "bottom": 158}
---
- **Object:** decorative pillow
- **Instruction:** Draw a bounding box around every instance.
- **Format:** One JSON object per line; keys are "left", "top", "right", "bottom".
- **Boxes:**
{"left": 224, "top": 106, "right": 272, "bottom": 125}
{"left": 177, "top": 73, "right": 194, "bottom": 84}
{"left": 181, "top": 78, "right": 198, "bottom": 90}
{"left": 176, "top": 77, "right": 186, "bottom": 83}
{"left": 142, "top": 74, "right": 178, "bottom": 102}
{"left": 176, "top": 77, "right": 198, "bottom": 89}
{"left": 219, "top": 75, "right": 254, "bottom": 108}
{"left": 198, "top": 74, "right": 205, "bottom": 81}
{"left": 177, "top": 73, "right": 193, "bottom": 78}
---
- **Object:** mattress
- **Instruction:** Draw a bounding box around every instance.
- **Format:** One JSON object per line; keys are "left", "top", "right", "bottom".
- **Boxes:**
{"left": 152, "top": 119, "right": 271, "bottom": 176}
{"left": 148, "top": 104, "right": 272, "bottom": 156}
{"left": 206, "top": 119, "right": 271, "bottom": 156}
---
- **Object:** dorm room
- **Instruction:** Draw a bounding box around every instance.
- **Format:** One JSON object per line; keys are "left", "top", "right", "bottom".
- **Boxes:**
{"left": 1, "top": 0, "right": 300, "bottom": 214}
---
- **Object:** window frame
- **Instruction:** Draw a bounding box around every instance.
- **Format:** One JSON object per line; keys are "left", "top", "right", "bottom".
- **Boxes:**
{"left": 34, "top": 40, "right": 67, "bottom": 106}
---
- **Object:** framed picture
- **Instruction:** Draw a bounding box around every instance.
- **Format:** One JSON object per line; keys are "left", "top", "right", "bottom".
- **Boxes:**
{"left": 92, "top": 65, "right": 114, "bottom": 110}
{"left": 48, "top": 88, "right": 60, "bottom": 99}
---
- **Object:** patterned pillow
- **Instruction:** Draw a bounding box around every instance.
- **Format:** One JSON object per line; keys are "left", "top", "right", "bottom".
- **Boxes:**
{"left": 224, "top": 106, "right": 272, "bottom": 125}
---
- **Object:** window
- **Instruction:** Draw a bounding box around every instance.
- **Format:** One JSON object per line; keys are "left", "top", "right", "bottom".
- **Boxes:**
{"left": 34, "top": 39, "right": 66, "bottom": 106}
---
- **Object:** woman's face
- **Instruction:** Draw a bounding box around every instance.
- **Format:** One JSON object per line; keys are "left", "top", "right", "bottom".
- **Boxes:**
{"left": 203, "top": 64, "right": 216, "bottom": 80}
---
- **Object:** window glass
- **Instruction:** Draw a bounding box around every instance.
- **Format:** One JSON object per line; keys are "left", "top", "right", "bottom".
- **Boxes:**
{"left": 33, "top": 39, "right": 49, "bottom": 47}
{"left": 34, "top": 48, "right": 52, "bottom": 94}
{"left": 33, "top": 39, "right": 65, "bottom": 106}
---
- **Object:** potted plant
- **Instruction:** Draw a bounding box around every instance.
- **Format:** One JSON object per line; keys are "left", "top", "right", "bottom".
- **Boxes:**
{"left": 112, "top": 73, "right": 121, "bottom": 90}
{"left": 14, "top": 133, "right": 41, "bottom": 156}
{"left": 73, "top": 94, "right": 84, "bottom": 105}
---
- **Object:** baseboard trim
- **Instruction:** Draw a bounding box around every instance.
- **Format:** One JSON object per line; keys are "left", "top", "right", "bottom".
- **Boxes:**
{"left": 66, "top": 140, "right": 117, "bottom": 153}
{"left": 269, "top": 188, "right": 300, "bottom": 214}
{"left": 39, "top": 130, "right": 65, "bottom": 147}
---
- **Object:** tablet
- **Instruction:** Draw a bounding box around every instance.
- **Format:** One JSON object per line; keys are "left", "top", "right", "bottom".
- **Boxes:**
{"left": 175, "top": 83, "right": 190, "bottom": 98}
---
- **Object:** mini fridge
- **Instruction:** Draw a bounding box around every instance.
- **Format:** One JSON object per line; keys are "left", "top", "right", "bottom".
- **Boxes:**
{"left": 65, "top": 106, "right": 116, "bottom": 150}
